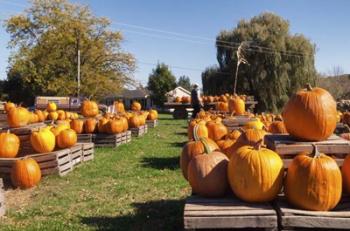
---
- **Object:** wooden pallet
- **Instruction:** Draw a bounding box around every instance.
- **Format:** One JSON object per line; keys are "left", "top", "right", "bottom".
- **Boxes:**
{"left": 93, "top": 131, "right": 131, "bottom": 147}
{"left": 146, "top": 119, "right": 158, "bottom": 128}
{"left": 82, "top": 143, "right": 94, "bottom": 162}
{"left": 70, "top": 144, "right": 83, "bottom": 166}
{"left": 184, "top": 195, "right": 278, "bottom": 230}
{"left": 0, "top": 178, "right": 5, "bottom": 217}
{"left": 1, "top": 122, "right": 46, "bottom": 135}
{"left": 77, "top": 133, "right": 93, "bottom": 143}
{"left": 274, "top": 195, "right": 350, "bottom": 230}
{"left": 265, "top": 134, "right": 350, "bottom": 168}
{"left": 130, "top": 124, "right": 148, "bottom": 137}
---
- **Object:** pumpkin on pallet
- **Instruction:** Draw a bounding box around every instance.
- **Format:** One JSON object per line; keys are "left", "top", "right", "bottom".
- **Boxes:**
{"left": 84, "top": 118, "right": 97, "bottom": 133}
{"left": 57, "top": 129, "right": 77, "bottom": 148}
{"left": 268, "top": 120, "right": 288, "bottom": 134}
{"left": 70, "top": 119, "right": 84, "bottom": 134}
{"left": 11, "top": 158, "right": 41, "bottom": 189}
{"left": 7, "top": 106, "right": 30, "bottom": 128}
{"left": 0, "top": 131, "right": 20, "bottom": 158}
{"left": 227, "top": 140, "right": 284, "bottom": 202}
{"left": 131, "top": 101, "right": 142, "bottom": 111}
{"left": 285, "top": 145, "right": 342, "bottom": 211}
{"left": 4, "top": 102, "right": 15, "bottom": 113}
{"left": 206, "top": 118, "right": 228, "bottom": 141}
{"left": 228, "top": 95, "right": 245, "bottom": 115}
{"left": 81, "top": 100, "right": 99, "bottom": 117}
{"left": 114, "top": 100, "right": 125, "bottom": 113}
{"left": 147, "top": 109, "right": 158, "bottom": 121}
{"left": 30, "top": 128, "right": 55, "bottom": 153}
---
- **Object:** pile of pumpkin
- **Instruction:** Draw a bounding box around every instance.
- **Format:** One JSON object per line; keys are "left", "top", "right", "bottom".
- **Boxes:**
{"left": 181, "top": 84, "right": 350, "bottom": 211}
{"left": 173, "top": 96, "right": 191, "bottom": 104}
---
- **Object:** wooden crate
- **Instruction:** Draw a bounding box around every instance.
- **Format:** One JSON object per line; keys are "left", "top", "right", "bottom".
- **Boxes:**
{"left": 93, "top": 131, "right": 131, "bottom": 147}
{"left": 130, "top": 124, "right": 148, "bottom": 137}
{"left": 274, "top": 195, "right": 350, "bottom": 230}
{"left": 81, "top": 143, "right": 94, "bottom": 162}
{"left": 265, "top": 134, "right": 350, "bottom": 168}
{"left": 77, "top": 134, "right": 93, "bottom": 143}
{"left": 0, "top": 178, "right": 5, "bottom": 217}
{"left": 70, "top": 144, "right": 83, "bottom": 166}
{"left": 184, "top": 195, "right": 278, "bottom": 230}
{"left": 1, "top": 122, "right": 46, "bottom": 135}
{"left": 146, "top": 119, "right": 158, "bottom": 128}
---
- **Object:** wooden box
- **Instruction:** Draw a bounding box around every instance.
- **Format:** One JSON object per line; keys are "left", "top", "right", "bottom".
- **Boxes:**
{"left": 130, "top": 124, "right": 148, "bottom": 137}
{"left": 274, "top": 195, "right": 350, "bottom": 230}
{"left": 77, "top": 134, "right": 94, "bottom": 143}
{"left": 146, "top": 120, "right": 158, "bottom": 128}
{"left": 184, "top": 195, "right": 278, "bottom": 230}
{"left": 82, "top": 143, "right": 94, "bottom": 162}
{"left": 1, "top": 122, "right": 46, "bottom": 135}
{"left": 0, "top": 178, "right": 5, "bottom": 217}
{"left": 93, "top": 131, "right": 131, "bottom": 148}
{"left": 70, "top": 144, "right": 83, "bottom": 166}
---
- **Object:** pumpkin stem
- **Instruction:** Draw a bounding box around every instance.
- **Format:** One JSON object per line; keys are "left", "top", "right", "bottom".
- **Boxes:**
{"left": 200, "top": 137, "right": 215, "bottom": 154}
{"left": 306, "top": 84, "right": 313, "bottom": 91}
{"left": 312, "top": 144, "right": 321, "bottom": 158}
{"left": 193, "top": 124, "right": 200, "bottom": 141}
{"left": 253, "top": 139, "right": 264, "bottom": 150}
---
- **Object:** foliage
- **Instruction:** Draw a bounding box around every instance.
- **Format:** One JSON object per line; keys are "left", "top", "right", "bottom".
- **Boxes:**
{"left": 317, "top": 74, "right": 350, "bottom": 100}
{"left": 202, "top": 12, "right": 317, "bottom": 112}
{"left": 177, "top": 75, "right": 191, "bottom": 91}
{"left": 147, "top": 63, "right": 177, "bottom": 106}
{"left": 4, "top": 0, "right": 135, "bottom": 103}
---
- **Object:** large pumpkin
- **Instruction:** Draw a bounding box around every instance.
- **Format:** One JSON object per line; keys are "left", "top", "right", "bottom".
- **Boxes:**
{"left": 0, "top": 131, "right": 20, "bottom": 158}
{"left": 147, "top": 109, "right": 158, "bottom": 121}
{"left": 269, "top": 121, "right": 288, "bottom": 134}
{"left": 243, "top": 120, "right": 265, "bottom": 130}
{"left": 180, "top": 137, "right": 219, "bottom": 180}
{"left": 114, "top": 100, "right": 125, "bottom": 113}
{"left": 84, "top": 118, "right": 97, "bottom": 133}
{"left": 227, "top": 128, "right": 266, "bottom": 156}
{"left": 97, "top": 117, "right": 109, "bottom": 133}
{"left": 47, "top": 102, "right": 57, "bottom": 112}
{"left": 131, "top": 101, "right": 142, "bottom": 111}
{"left": 285, "top": 145, "right": 342, "bottom": 211}
{"left": 121, "top": 116, "right": 129, "bottom": 131}
{"left": 30, "top": 128, "right": 55, "bottom": 153}
{"left": 216, "top": 102, "right": 229, "bottom": 112}
{"left": 342, "top": 154, "right": 350, "bottom": 194}
{"left": 282, "top": 84, "right": 337, "bottom": 141}
{"left": 11, "top": 158, "right": 41, "bottom": 189}
{"left": 57, "top": 129, "right": 77, "bottom": 148}
{"left": 107, "top": 119, "right": 124, "bottom": 134}
{"left": 206, "top": 119, "right": 228, "bottom": 141}
{"left": 229, "top": 96, "right": 245, "bottom": 115}
{"left": 187, "top": 138, "right": 229, "bottom": 197}
{"left": 188, "top": 120, "right": 208, "bottom": 141}
{"left": 7, "top": 106, "right": 30, "bottom": 128}
{"left": 70, "top": 119, "right": 84, "bottom": 134}
{"left": 81, "top": 100, "right": 99, "bottom": 117}
{"left": 128, "top": 115, "right": 141, "bottom": 128}
{"left": 227, "top": 141, "right": 284, "bottom": 202}
{"left": 4, "top": 102, "right": 15, "bottom": 113}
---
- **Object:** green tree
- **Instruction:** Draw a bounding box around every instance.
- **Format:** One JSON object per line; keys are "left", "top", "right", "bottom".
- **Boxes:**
{"left": 4, "top": 0, "right": 135, "bottom": 103}
{"left": 203, "top": 12, "right": 317, "bottom": 112}
{"left": 177, "top": 75, "right": 191, "bottom": 91}
{"left": 147, "top": 63, "right": 176, "bottom": 106}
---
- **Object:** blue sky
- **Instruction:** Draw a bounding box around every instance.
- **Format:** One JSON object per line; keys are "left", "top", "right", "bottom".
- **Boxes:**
{"left": 0, "top": 0, "right": 349, "bottom": 86}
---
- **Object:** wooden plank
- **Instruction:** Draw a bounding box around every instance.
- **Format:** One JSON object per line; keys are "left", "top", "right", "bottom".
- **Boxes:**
{"left": 185, "top": 209, "right": 275, "bottom": 216}
{"left": 282, "top": 216, "right": 350, "bottom": 229}
{"left": 185, "top": 203, "right": 274, "bottom": 211}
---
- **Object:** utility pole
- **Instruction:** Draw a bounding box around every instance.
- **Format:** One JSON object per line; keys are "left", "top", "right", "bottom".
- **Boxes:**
{"left": 233, "top": 42, "right": 249, "bottom": 95}
{"left": 77, "top": 49, "right": 81, "bottom": 97}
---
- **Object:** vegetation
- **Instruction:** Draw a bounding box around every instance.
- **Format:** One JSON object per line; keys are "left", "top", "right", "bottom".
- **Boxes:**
{"left": 202, "top": 12, "right": 317, "bottom": 112}
{"left": 4, "top": 0, "right": 135, "bottom": 105}
{"left": 177, "top": 75, "right": 191, "bottom": 91}
{"left": 0, "top": 114, "right": 190, "bottom": 230}
{"left": 147, "top": 63, "right": 177, "bottom": 106}
{"left": 317, "top": 74, "right": 350, "bottom": 100}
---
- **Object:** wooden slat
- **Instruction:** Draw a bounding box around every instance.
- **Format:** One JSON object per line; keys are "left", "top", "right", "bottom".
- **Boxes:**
{"left": 185, "top": 209, "right": 275, "bottom": 216}
{"left": 185, "top": 203, "right": 273, "bottom": 211}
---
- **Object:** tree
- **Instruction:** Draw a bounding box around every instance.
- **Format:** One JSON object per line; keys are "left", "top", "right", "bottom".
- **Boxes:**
{"left": 177, "top": 75, "right": 191, "bottom": 91}
{"left": 147, "top": 63, "right": 177, "bottom": 106}
{"left": 4, "top": 0, "right": 135, "bottom": 103}
{"left": 203, "top": 12, "right": 317, "bottom": 112}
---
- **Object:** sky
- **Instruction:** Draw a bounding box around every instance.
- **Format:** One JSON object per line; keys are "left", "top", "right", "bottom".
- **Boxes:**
{"left": 0, "top": 0, "right": 350, "bottom": 87}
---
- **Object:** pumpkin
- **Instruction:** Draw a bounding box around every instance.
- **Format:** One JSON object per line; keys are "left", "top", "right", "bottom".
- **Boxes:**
{"left": 226, "top": 129, "right": 241, "bottom": 140}
{"left": 29, "top": 112, "right": 39, "bottom": 124}
{"left": 57, "top": 129, "right": 77, "bottom": 148}
{"left": 219, "top": 95, "right": 227, "bottom": 102}
{"left": 188, "top": 120, "right": 208, "bottom": 141}
{"left": 180, "top": 137, "right": 219, "bottom": 180}
{"left": 57, "top": 110, "right": 66, "bottom": 120}
{"left": 47, "top": 102, "right": 57, "bottom": 112}
{"left": 206, "top": 119, "right": 228, "bottom": 141}
{"left": 11, "top": 158, "right": 41, "bottom": 189}
{"left": 4, "top": 102, "right": 15, "bottom": 113}
{"left": 269, "top": 121, "right": 288, "bottom": 134}
{"left": 128, "top": 115, "right": 141, "bottom": 128}
{"left": 70, "top": 119, "right": 84, "bottom": 134}
{"left": 121, "top": 116, "right": 129, "bottom": 131}
{"left": 285, "top": 145, "right": 342, "bottom": 211}
{"left": 188, "top": 138, "right": 229, "bottom": 197}
{"left": 227, "top": 128, "right": 266, "bottom": 156}
{"left": 147, "top": 109, "right": 158, "bottom": 121}
{"left": 97, "top": 117, "right": 109, "bottom": 133}
{"left": 181, "top": 96, "right": 191, "bottom": 104}
{"left": 48, "top": 111, "right": 58, "bottom": 121}
{"left": 7, "top": 106, "right": 30, "bottom": 128}
{"left": 227, "top": 141, "right": 284, "bottom": 202}
{"left": 216, "top": 139, "right": 236, "bottom": 157}
{"left": 84, "top": 118, "right": 97, "bottom": 133}
{"left": 114, "top": 100, "right": 125, "bottom": 113}
{"left": 106, "top": 119, "right": 124, "bottom": 134}
{"left": 216, "top": 102, "right": 229, "bottom": 112}
{"left": 30, "top": 128, "right": 55, "bottom": 153}
{"left": 50, "top": 123, "right": 70, "bottom": 136}
{"left": 342, "top": 154, "right": 350, "bottom": 194}
{"left": 244, "top": 120, "right": 265, "bottom": 130}
{"left": 229, "top": 96, "right": 245, "bottom": 115}
{"left": 174, "top": 96, "right": 181, "bottom": 103}
{"left": 0, "top": 130, "right": 20, "bottom": 158}
{"left": 282, "top": 84, "right": 337, "bottom": 141}
{"left": 81, "top": 100, "right": 99, "bottom": 117}
{"left": 43, "top": 111, "right": 49, "bottom": 120}
{"left": 35, "top": 110, "right": 45, "bottom": 122}
{"left": 131, "top": 101, "right": 142, "bottom": 111}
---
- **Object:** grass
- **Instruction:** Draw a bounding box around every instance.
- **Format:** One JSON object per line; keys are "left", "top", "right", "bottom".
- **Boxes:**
{"left": 0, "top": 114, "right": 191, "bottom": 231}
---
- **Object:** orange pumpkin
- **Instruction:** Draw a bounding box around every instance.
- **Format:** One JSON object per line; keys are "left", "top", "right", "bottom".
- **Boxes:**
{"left": 216, "top": 102, "right": 229, "bottom": 112}
{"left": 35, "top": 110, "right": 45, "bottom": 122}
{"left": 30, "top": 128, "right": 55, "bottom": 153}
{"left": 147, "top": 109, "right": 158, "bottom": 121}
{"left": 128, "top": 115, "right": 141, "bottom": 128}
{"left": 227, "top": 141, "right": 284, "bottom": 202}
{"left": 11, "top": 158, "right": 41, "bottom": 189}
{"left": 48, "top": 111, "right": 58, "bottom": 121}
{"left": 4, "top": 102, "right": 15, "bottom": 113}
{"left": 57, "top": 129, "right": 77, "bottom": 148}
{"left": 268, "top": 121, "right": 288, "bottom": 134}
{"left": 188, "top": 120, "right": 208, "bottom": 141}
{"left": 84, "top": 118, "right": 97, "bottom": 133}
{"left": 131, "top": 101, "right": 142, "bottom": 111}
{"left": 97, "top": 117, "right": 109, "bottom": 133}
{"left": 114, "top": 100, "right": 125, "bottom": 113}
{"left": 226, "top": 129, "right": 242, "bottom": 140}
{"left": 81, "top": 100, "right": 99, "bottom": 117}
{"left": 282, "top": 84, "right": 337, "bottom": 141}
{"left": 106, "top": 118, "right": 124, "bottom": 134}
{"left": 342, "top": 154, "right": 350, "bottom": 194}
{"left": 29, "top": 112, "right": 39, "bottom": 124}
{"left": 216, "top": 139, "right": 236, "bottom": 157}
{"left": 47, "top": 102, "right": 57, "bottom": 112}
{"left": 174, "top": 96, "right": 181, "bottom": 103}
{"left": 7, "top": 106, "right": 30, "bottom": 128}
{"left": 206, "top": 119, "right": 228, "bottom": 141}
{"left": 229, "top": 96, "right": 245, "bottom": 115}
{"left": 285, "top": 145, "right": 342, "bottom": 211}
{"left": 70, "top": 119, "right": 84, "bottom": 134}
{"left": 181, "top": 96, "right": 191, "bottom": 104}
{"left": 57, "top": 110, "right": 66, "bottom": 120}
{"left": 0, "top": 131, "right": 20, "bottom": 158}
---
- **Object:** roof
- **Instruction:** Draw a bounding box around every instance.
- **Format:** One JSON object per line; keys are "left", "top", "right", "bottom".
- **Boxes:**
{"left": 166, "top": 86, "right": 191, "bottom": 96}
{"left": 105, "top": 88, "right": 150, "bottom": 99}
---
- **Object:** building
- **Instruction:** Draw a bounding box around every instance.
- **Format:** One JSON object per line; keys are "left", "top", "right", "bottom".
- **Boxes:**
{"left": 166, "top": 86, "right": 191, "bottom": 102}
{"left": 103, "top": 88, "right": 153, "bottom": 110}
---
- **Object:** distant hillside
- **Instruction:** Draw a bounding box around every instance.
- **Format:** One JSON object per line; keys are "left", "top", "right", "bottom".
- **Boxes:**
{"left": 317, "top": 74, "right": 350, "bottom": 100}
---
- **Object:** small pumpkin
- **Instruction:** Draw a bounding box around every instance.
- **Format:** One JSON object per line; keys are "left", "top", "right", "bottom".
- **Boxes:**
{"left": 114, "top": 100, "right": 125, "bottom": 113}
{"left": 147, "top": 109, "right": 158, "bottom": 121}
{"left": 70, "top": 119, "right": 84, "bottom": 134}
{"left": 97, "top": 117, "right": 109, "bottom": 133}
{"left": 57, "top": 110, "right": 66, "bottom": 120}
{"left": 35, "top": 110, "right": 45, "bottom": 122}
{"left": 206, "top": 119, "right": 228, "bottom": 141}
{"left": 7, "top": 106, "right": 30, "bottom": 128}
{"left": 4, "top": 102, "right": 15, "bottom": 113}
{"left": 131, "top": 101, "right": 142, "bottom": 111}
{"left": 81, "top": 100, "right": 99, "bottom": 117}
{"left": 174, "top": 96, "right": 181, "bottom": 103}
{"left": 181, "top": 96, "right": 191, "bottom": 104}
{"left": 216, "top": 102, "right": 229, "bottom": 112}
{"left": 57, "top": 129, "right": 77, "bottom": 148}
{"left": 188, "top": 120, "right": 208, "bottom": 141}
{"left": 47, "top": 102, "right": 57, "bottom": 112}
{"left": 48, "top": 111, "right": 58, "bottom": 121}
{"left": 269, "top": 121, "right": 288, "bottom": 134}
{"left": 0, "top": 130, "right": 20, "bottom": 158}
{"left": 227, "top": 140, "right": 284, "bottom": 202}
{"left": 84, "top": 118, "right": 97, "bottom": 133}
{"left": 11, "top": 158, "right": 41, "bottom": 189}
{"left": 229, "top": 96, "right": 245, "bottom": 115}
{"left": 285, "top": 145, "right": 342, "bottom": 211}
{"left": 128, "top": 115, "right": 141, "bottom": 128}
{"left": 30, "top": 128, "right": 55, "bottom": 153}
{"left": 243, "top": 120, "right": 265, "bottom": 130}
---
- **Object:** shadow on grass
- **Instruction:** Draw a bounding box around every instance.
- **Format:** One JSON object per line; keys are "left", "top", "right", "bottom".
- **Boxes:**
{"left": 80, "top": 199, "right": 185, "bottom": 231}
{"left": 175, "top": 132, "right": 187, "bottom": 136}
{"left": 169, "top": 141, "right": 187, "bottom": 148}
{"left": 140, "top": 156, "right": 179, "bottom": 170}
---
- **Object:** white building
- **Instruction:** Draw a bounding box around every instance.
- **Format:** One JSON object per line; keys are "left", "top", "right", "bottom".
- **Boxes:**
{"left": 166, "top": 86, "right": 191, "bottom": 102}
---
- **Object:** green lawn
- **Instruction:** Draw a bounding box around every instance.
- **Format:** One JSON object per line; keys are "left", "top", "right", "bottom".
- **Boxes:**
{"left": 0, "top": 114, "right": 190, "bottom": 231}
